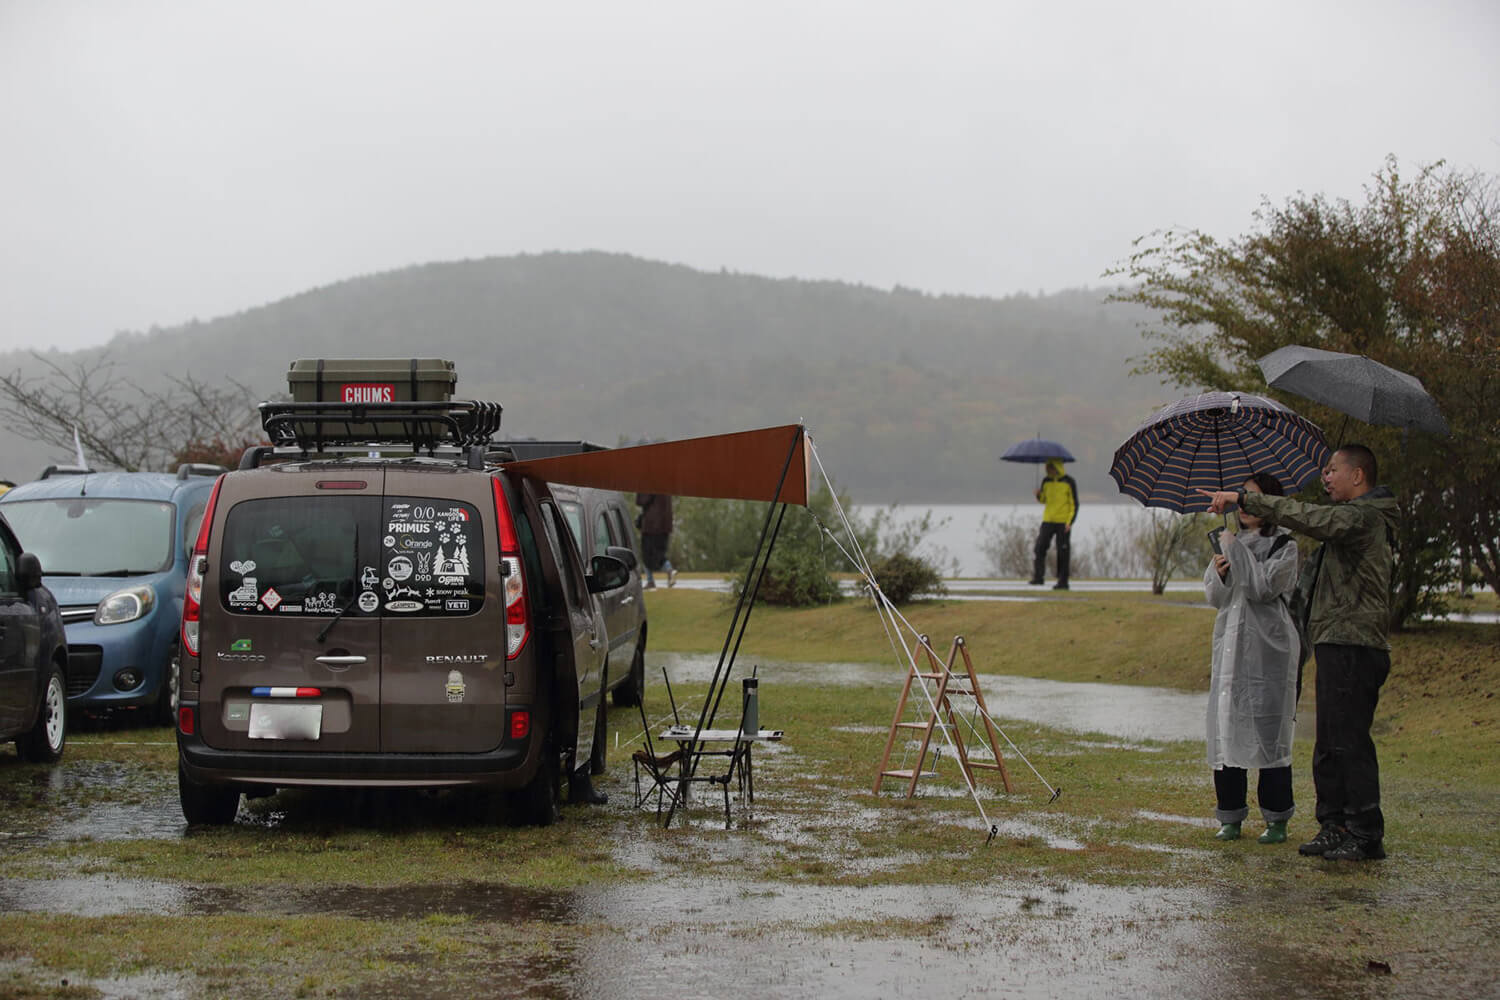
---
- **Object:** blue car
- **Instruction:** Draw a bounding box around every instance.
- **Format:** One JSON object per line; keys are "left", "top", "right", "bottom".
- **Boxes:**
{"left": 0, "top": 465, "right": 223, "bottom": 725}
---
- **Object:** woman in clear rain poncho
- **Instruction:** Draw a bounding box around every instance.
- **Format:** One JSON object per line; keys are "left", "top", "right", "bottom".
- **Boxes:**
{"left": 1203, "top": 473, "right": 1300, "bottom": 844}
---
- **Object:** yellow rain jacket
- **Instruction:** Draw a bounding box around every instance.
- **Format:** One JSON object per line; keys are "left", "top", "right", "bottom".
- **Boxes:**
{"left": 1036, "top": 460, "right": 1078, "bottom": 526}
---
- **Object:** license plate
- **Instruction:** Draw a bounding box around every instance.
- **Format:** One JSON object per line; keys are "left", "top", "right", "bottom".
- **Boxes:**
{"left": 248, "top": 702, "right": 323, "bottom": 741}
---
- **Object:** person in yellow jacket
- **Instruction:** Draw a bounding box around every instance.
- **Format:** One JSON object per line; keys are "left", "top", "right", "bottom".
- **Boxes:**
{"left": 1029, "top": 459, "right": 1078, "bottom": 589}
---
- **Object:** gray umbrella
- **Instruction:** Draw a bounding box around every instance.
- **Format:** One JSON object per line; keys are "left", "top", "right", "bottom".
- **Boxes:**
{"left": 1257, "top": 346, "right": 1449, "bottom": 436}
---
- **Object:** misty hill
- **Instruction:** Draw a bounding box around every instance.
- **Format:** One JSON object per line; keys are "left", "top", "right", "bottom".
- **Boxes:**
{"left": 2, "top": 252, "right": 1180, "bottom": 502}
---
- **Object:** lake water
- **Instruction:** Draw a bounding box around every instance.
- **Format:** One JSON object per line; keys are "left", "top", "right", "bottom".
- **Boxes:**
{"left": 851, "top": 502, "right": 1144, "bottom": 578}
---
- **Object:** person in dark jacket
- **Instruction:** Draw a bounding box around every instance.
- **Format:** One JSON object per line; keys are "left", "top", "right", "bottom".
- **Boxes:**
{"left": 635, "top": 493, "right": 676, "bottom": 589}
{"left": 1030, "top": 459, "right": 1078, "bottom": 589}
{"left": 1202, "top": 443, "right": 1399, "bottom": 862}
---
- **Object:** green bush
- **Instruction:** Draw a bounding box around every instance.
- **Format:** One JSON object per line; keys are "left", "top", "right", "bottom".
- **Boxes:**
{"left": 733, "top": 546, "right": 843, "bottom": 607}
{"left": 866, "top": 551, "right": 946, "bottom": 604}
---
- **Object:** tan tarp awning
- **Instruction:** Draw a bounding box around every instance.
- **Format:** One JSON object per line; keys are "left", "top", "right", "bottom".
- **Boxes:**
{"left": 504, "top": 424, "right": 810, "bottom": 506}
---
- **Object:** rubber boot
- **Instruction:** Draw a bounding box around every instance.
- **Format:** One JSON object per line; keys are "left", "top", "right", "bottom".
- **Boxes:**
{"left": 1214, "top": 822, "right": 1241, "bottom": 841}
{"left": 1258, "top": 820, "right": 1288, "bottom": 844}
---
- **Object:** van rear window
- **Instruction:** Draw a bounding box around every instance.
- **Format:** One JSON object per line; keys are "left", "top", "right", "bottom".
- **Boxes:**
{"left": 217, "top": 496, "right": 484, "bottom": 617}
{"left": 381, "top": 498, "right": 484, "bottom": 615}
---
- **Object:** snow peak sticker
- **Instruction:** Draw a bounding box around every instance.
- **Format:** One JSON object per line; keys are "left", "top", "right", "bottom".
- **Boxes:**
{"left": 445, "top": 670, "right": 466, "bottom": 703}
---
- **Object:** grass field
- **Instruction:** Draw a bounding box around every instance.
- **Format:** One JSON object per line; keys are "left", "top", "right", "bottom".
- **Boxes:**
{"left": 1, "top": 589, "right": 1495, "bottom": 998}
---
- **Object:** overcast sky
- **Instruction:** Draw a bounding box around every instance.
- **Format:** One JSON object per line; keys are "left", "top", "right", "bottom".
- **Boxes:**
{"left": 3, "top": 0, "right": 1497, "bottom": 354}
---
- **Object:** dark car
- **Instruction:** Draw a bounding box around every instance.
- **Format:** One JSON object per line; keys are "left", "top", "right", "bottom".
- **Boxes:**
{"left": 175, "top": 370, "right": 631, "bottom": 827}
{"left": 0, "top": 465, "right": 223, "bottom": 724}
{"left": 0, "top": 511, "right": 68, "bottom": 762}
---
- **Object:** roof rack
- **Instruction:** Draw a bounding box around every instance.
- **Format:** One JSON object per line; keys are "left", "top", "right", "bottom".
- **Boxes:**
{"left": 257, "top": 399, "right": 503, "bottom": 453}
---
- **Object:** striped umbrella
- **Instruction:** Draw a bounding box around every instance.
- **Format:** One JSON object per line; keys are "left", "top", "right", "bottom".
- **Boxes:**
{"left": 1109, "top": 391, "right": 1329, "bottom": 512}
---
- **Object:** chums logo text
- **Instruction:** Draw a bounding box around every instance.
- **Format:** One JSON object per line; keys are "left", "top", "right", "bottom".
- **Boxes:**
{"left": 342, "top": 383, "right": 395, "bottom": 403}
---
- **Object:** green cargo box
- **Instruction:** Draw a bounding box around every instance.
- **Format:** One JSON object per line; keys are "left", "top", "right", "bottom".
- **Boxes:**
{"left": 287, "top": 358, "right": 457, "bottom": 404}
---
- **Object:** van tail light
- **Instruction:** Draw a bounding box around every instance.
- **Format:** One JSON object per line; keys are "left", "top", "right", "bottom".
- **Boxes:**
{"left": 492, "top": 477, "right": 529, "bottom": 659}
{"left": 181, "top": 475, "right": 224, "bottom": 659}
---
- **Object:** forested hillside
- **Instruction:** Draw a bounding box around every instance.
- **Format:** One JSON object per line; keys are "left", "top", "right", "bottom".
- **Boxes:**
{"left": 2, "top": 252, "right": 1181, "bottom": 501}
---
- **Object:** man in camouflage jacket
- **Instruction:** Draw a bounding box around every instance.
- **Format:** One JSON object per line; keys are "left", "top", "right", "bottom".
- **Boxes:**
{"left": 1203, "top": 444, "right": 1398, "bottom": 862}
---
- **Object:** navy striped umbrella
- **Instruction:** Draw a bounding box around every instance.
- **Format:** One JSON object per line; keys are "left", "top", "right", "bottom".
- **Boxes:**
{"left": 1109, "top": 391, "right": 1329, "bottom": 512}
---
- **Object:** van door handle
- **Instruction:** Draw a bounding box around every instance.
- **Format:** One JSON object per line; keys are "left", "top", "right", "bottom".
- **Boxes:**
{"left": 622, "top": 595, "right": 634, "bottom": 606}
{"left": 316, "top": 655, "right": 367, "bottom": 665}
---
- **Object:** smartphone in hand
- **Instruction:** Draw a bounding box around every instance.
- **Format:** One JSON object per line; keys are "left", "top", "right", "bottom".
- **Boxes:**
{"left": 1208, "top": 527, "right": 1225, "bottom": 555}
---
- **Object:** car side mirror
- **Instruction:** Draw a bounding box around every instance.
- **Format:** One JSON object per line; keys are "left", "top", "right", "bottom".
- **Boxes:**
{"left": 605, "top": 544, "right": 637, "bottom": 571}
{"left": 17, "top": 552, "right": 43, "bottom": 592}
{"left": 587, "top": 554, "right": 631, "bottom": 593}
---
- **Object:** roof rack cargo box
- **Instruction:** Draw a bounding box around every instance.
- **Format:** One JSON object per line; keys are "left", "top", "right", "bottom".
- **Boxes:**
{"left": 287, "top": 358, "right": 457, "bottom": 404}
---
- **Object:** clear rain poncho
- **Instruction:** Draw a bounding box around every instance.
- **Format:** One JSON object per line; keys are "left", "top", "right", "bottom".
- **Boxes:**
{"left": 1203, "top": 527, "right": 1299, "bottom": 769}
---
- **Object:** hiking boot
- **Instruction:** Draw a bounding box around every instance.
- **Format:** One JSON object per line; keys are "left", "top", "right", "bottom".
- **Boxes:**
{"left": 667, "top": 568, "right": 678, "bottom": 588}
{"left": 1298, "top": 823, "right": 1346, "bottom": 856}
{"left": 1258, "top": 821, "right": 1288, "bottom": 844}
{"left": 1027, "top": 578, "right": 1044, "bottom": 586}
{"left": 1214, "top": 822, "right": 1241, "bottom": 841}
{"left": 1323, "top": 835, "right": 1386, "bottom": 862}
{"left": 1052, "top": 582, "right": 1069, "bottom": 590}
{"left": 644, "top": 580, "right": 656, "bottom": 590}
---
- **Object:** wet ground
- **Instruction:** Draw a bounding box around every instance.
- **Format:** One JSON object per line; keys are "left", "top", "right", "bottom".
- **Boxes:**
{"left": 0, "top": 671, "right": 1482, "bottom": 1000}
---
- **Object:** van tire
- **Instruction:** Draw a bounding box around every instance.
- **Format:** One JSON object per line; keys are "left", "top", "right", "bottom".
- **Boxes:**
{"left": 611, "top": 635, "right": 646, "bottom": 708}
{"left": 507, "top": 735, "right": 561, "bottom": 827}
{"left": 17, "top": 663, "right": 66, "bottom": 764}
{"left": 155, "top": 645, "right": 181, "bottom": 728}
{"left": 178, "top": 762, "right": 241, "bottom": 825}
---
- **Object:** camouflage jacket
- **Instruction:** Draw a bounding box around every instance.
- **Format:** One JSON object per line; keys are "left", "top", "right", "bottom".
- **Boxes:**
{"left": 1239, "top": 487, "right": 1400, "bottom": 650}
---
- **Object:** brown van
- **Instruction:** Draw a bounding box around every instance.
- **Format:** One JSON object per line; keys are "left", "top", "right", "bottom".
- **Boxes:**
{"left": 175, "top": 370, "right": 630, "bottom": 826}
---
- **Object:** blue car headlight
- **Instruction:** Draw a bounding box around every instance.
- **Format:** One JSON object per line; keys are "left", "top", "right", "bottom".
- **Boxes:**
{"left": 94, "top": 584, "right": 157, "bottom": 625}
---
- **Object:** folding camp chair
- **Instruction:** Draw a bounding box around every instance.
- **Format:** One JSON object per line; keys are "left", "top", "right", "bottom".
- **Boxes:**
{"left": 632, "top": 668, "right": 689, "bottom": 818}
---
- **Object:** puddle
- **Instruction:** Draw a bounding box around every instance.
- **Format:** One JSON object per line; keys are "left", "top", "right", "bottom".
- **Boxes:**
{"left": 656, "top": 653, "right": 1206, "bottom": 742}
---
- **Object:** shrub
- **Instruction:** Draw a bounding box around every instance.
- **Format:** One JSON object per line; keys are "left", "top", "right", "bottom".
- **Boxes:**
{"left": 733, "top": 546, "right": 842, "bottom": 607}
{"left": 866, "top": 550, "right": 946, "bottom": 604}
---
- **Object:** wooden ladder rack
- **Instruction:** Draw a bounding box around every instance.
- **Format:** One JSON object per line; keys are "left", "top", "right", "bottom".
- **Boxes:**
{"left": 874, "top": 635, "right": 1013, "bottom": 797}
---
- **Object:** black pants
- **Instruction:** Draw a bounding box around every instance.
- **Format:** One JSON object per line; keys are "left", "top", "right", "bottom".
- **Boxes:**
{"left": 1032, "top": 522, "right": 1070, "bottom": 584}
{"left": 1213, "top": 765, "right": 1294, "bottom": 824}
{"left": 1312, "top": 642, "right": 1391, "bottom": 841}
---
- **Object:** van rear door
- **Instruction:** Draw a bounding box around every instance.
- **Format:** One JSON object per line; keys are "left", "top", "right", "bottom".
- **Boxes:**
{"left": 377, "top": 470, "right": 508, "bottom": 753}
{"left": 199, "top": 473, "right": 384, "bottom": 753}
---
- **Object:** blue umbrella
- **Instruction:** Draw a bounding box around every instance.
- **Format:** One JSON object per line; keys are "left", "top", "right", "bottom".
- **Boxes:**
{"left": 1000, "top": 438, "right": 1076, "bottom": 463}
{"left": 1109, "top": 391, "right": 1329, "bottom": 512}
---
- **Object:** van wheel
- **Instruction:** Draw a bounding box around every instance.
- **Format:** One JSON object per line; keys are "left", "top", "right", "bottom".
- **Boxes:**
{"left": 611, "top": 635, "right": 646, "bottom": 707}
{"left": 155, "top": 644, "right": 181, "bottom": 728}
{"left": 17, "top": 663, "right": 66, "bottom": 763}
{"left": 178, "top": 761, "right": 240, "bottom": 825}
{"left": 507, "top": 737, "right": 560, "bottom": 827}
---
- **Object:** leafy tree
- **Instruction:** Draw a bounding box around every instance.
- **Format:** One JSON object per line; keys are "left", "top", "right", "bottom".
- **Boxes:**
{"left": 0, "top": 352, "right": 261, "bottom": 472}
{"left": 1109, "top": 157, "right": 1500, "bottom": 626}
